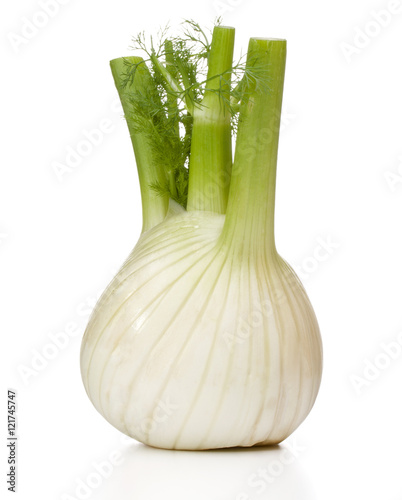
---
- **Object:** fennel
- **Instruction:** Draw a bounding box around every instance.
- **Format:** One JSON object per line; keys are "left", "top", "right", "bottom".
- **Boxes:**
{"left": 80, "top": 21, "right": 323, "bottom": 450}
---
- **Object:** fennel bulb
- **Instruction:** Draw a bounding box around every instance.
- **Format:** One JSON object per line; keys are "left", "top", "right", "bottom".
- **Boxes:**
{"left": 80, "top": 22, "right": 323, "bottom": 450}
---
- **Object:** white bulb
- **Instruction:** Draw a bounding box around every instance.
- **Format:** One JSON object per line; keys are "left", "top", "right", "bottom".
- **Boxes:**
{"left": 81, "top": 210, "right": 322, "bottom": 450}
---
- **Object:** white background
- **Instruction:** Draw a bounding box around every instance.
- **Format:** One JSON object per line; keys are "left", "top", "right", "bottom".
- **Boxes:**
{"left": 1, "top": 0, "right": 402, "bottom": 499}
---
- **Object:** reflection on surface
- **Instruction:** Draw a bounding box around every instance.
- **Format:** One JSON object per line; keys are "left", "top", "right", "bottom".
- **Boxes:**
{"left": 94, "top": 440, "right": 316, "bottom": 500}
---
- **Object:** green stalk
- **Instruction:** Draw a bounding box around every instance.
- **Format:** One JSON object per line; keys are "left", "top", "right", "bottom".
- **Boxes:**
{"left": 186, "top": 26, "right": 235, "bottom": 214}
{"left": 150, "top": 54, "right": 194, "bottom": 114}
{"left": 219, "top": 38, "right": 287, "bottom": 254}
{"left": 110, "top": 56, "right": 169, "bottom": 232}
{"left": 164, "top": 41, "right": 179, "bottom": 200}
{"left": 164, "top": 40, "right": 180, "bottom": 139}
